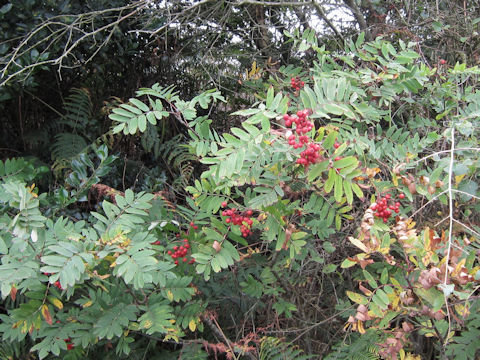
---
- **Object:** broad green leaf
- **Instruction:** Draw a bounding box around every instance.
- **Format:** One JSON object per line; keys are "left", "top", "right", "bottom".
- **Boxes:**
{"left": 323, "top": 131, "right": 337, "bottom": 149}
{"left": 346, "top": 291, "right": 368, "bottom": 305}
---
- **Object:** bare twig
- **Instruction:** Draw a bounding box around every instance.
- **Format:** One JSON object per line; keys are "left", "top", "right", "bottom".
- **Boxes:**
{"left": 311, "top": 0, "right": 344, "bottom": 41}
{"left": 0, "top": 1, "right": 148, "bottom": 87}
{"left": 442, "top": 126, "right": 455, "bottom": 348}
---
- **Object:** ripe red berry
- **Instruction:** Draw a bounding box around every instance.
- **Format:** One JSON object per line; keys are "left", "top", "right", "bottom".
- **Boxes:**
{"left": 334, "top": 142, "right": 340, "bottom": 149}
{"left": 439, "top": 59, "right": 446, "bottom": 65}
{"left": 190, "top": 221, "right": 195, "bottom": 227}
{"left": 334, "top": 157, "right": 342, "bottom": 161}
{"left": 399, "top": 193, "right": 405, "bottom": 199}
{"left": 221, "top": 201, "right": 227, "bottom": 207}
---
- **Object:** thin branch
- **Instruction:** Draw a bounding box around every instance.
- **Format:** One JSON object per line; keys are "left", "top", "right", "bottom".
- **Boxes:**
{"left": 0, "top": 1, "right": 148, "bottom": 87}
{"left": 408, "top": 190, "right": 448, "bottom": 220}
{"left": 412, "top": 147, "right": 480, "bottom": 164}
{"left": 343, "top": 0, "right": 371, "bottom": 40}
{"left": 451, "top": 189, "right": 480, "bottom": 201}
{"left": 452, "top": 218, "right": 480, "bottom": 238}
{"left": 443, "top": 126, "right": 455, "bottom": 348}
{"left": 311, "top": 0, "right": 344, "bottom": 41}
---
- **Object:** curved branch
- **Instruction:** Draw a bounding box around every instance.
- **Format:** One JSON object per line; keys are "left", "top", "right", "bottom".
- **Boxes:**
{"left": 343, "top": 0, "right": 371, "bottom": 40}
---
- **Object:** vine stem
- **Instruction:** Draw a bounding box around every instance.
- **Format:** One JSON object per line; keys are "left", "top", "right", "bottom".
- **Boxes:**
{"left": 443, "top": 126, "right": 455, "bottom": 348}
{"left": 412, "top": 147, "right": 480, "bottom": 164}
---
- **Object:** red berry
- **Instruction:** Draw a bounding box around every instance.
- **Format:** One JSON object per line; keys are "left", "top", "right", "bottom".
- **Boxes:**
{"left": 399, "top": 193, "right": 405, "bottom": 199}
{"left": 190, "top": 221, "right": 195, "bottom": 227}
{"left": 334, "top": 157, "right": 342, "bottom": 161}
{"left": 225, "top": 218, "right": 231, "bottom": 223}
{"left": 221, "top": 201, "right": 227, "bottom": 207}
{"left": 174, "top": 260, "right": 179, "bottom": 265}
{"left": 334, "top": 142, "right": 340, "bottom": 149}
{"left": 182, "top": 257, "right": 188, "bottom": 262}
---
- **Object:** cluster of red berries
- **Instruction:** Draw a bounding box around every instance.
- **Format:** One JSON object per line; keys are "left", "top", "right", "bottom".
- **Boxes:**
{"left": 168, "top": 238, "right": 194, "bottom": 265}
{"left": 371, "top": 193, "right": 404, "bottom": 223}
{"left": 44, "top": 273, "right": 63, "bottom": 290}
{"left": 64, "top": 338, "right": 74, "bottom": 350}
{"left": 297, "top": 143, "right": 321, "bottom": 166}
{"left": 290, "top": 76, "right": 305, "bottom": 91}
{"left": 221, "top": 201, "right": 254, "bottom": 238}
{"left": 153, "top": 222, "right": 199, "bottom": 265}
{"left": 284, "top": 110, "right": 313, "bottom": 137}
{"left": 284, "top": 110, "right": 320, "bottom": 167}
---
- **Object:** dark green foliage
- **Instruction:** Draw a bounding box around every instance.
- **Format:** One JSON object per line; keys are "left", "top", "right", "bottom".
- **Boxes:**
{"left": 259, "top": 337, "right": 313, "bottom": 360}
{"left": 52, "top": 133, "right": 88, "bottom": 161}
{"left": 445, "top": 300, "right": 480, "bottom": 360}
{"left": 1, "top": 2, "right": 480, "bottom": 357}
{"left": 324, "top": 330, "right": 381, "bottom": 360}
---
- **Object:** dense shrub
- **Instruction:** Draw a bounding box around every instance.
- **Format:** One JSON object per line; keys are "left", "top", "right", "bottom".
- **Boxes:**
{"left": 0, "top": 33, "right": 479, "bottom": 359}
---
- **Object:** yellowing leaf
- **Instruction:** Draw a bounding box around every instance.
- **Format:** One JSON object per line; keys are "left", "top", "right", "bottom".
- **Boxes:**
{"left": 392, "top": 173, "right": 398, "bottom": 186}
{"left": 82, "top": 300, "right": 93, "bottom": 308}
{"left": 405, "top": 353, "right": 421, "bottom": 360}
{"left": 451, "top": 258, "right": 466, "bottom": 278}
{"left": 357, "top": 320, "right": 366, "bottom": 334}
{"left": 41, "top": 305, "right": 52, "bottom": 325}
{"left": 366, "top": 167, "right": 381, "bottom": 178}
{"left": 164, "top": 333, "right": 179, "bottom": 342}
{"left": 166, "top": 290, "right": 174, "bottom": 302}
{"left": 142, "top": 319, "right": 153, "bottom": 329}
{"left": 346, "top": 291, "right": 368, "bottom": 305}
{"left": 188, "top": 319, "right": 197, "bottom": 332}
{"left": 454, "top": 303, "right": 470, "bottom": 318}
{"left": 348, "top": 237, "right": 368, "bottom": 252}
{"left": 48, "top": 296, "right": 63, "bottom": 310}
{"left": 455, "top": 174, "right": 465, "bottom": 185}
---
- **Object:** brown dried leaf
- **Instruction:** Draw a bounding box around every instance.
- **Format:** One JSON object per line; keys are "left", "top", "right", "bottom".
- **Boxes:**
{"left": 212, "top": 240, "right": 222, "bottom": 253}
